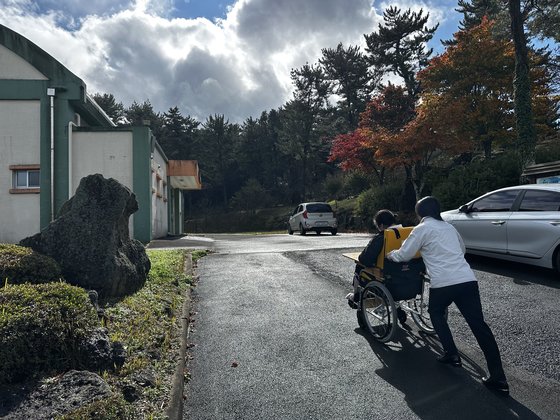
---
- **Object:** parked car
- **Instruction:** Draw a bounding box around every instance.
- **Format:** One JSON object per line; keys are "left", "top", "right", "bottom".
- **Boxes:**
{"left": 288, "top": 202, "right": 338, "bottom": 235}
{"left": 441, "top": 184, "right": 560, "bottom": 273}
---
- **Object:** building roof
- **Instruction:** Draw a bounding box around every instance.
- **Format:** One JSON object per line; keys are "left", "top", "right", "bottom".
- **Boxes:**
{"left": 0, "top": 24, "right": 114, "bottom": 127}
{"left": 168, "top": 160, "right": 202, "bottom": 190}
{"left": 522, "top": 160, "right": 560, "bottom": 177}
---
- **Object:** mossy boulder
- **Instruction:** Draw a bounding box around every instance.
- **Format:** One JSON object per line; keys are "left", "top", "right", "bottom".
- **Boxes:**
{"left": 0, "top": 243, "right": 62, "bottom": 285}
{"left": 0, "top": 282, "right": 99, "bottom": 384}
{"left": 20, "top": 174, "right": 151, "bottom": 298}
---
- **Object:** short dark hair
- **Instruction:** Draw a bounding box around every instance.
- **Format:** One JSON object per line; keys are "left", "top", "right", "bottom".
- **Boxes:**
{"left": 415, "top": 196, "right": 443, "bottom": 221}
{"left": 374, "top": 209, "right": 396, "bottom": 228}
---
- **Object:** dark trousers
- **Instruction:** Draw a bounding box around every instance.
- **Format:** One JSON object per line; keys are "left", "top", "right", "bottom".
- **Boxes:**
{"left": 428, "top": 281, "right": 506, "bottom": 381}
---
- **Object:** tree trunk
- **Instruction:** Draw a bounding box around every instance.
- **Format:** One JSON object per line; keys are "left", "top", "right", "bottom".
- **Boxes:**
{"left": 401, "top": 166, "right": 417, "bottom": 213}
{"left": 508, "top": 0, "right": 536, "bottom": 166}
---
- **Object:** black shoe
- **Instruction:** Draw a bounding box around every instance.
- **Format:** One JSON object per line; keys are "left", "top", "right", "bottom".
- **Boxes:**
{"left": 437, "top": 353, "right": 462, "bottom": 367}
{"left": 397, "top": 308, "right": 407, "bottom": 325}
{"left": 347, "top": 299, "right": 358, "bottom": 309}
{"left": 482, "top": 377, "right": 509, "bottom": 395}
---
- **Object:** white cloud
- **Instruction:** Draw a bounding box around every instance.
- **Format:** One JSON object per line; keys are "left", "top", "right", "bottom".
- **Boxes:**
{"left": 0, "top": 0, "right": 453, "bottom": 123}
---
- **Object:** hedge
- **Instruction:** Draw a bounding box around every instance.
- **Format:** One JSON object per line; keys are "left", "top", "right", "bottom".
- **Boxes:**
{"left": 0, "top": 243, "right": 62, "bottom": 285}
{"left": 0, "top": 282, "right": 99, "bottom": 384}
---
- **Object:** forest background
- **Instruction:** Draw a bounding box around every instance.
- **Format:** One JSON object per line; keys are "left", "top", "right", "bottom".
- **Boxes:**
{"left": 92, "top": 0, "right": 560, "bottom": 232}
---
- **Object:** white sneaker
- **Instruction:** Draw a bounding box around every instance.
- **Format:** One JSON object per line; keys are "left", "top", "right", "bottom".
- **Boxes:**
{"left": 345, "top": 293, "right": 354, "bottom": 301}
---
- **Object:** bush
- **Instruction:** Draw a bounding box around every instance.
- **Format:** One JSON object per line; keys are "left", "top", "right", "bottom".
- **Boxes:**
{"left": 0, "top": 282, "right": 98, "bottom": 384}
{"left": 357, "top": 183, "right": 403, "bottom": 229}
{"left": 343, "top": 171, "right": 374, "bottom": 196}
{"left": 431, "top": 153, "right": 521, "bottom": 210}
{"left": 230, "top": 179, "right": 271, "bottom": 214}
{"left": 0, "top": 243, "right": 62, "bottom": 285}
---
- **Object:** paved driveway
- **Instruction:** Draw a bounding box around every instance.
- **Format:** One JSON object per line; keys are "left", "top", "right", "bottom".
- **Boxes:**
{"left": 179, "top": 234, "right": 560, "bottom": 420}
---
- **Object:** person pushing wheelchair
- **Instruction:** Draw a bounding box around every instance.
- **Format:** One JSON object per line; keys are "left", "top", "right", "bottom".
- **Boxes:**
{"left": 386, "top": 196, "right": 509, "bottom": 395}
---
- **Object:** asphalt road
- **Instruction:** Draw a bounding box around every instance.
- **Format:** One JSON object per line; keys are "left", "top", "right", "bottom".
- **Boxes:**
{"left": 182, "top": 233, "right": 560, "bottom": 420}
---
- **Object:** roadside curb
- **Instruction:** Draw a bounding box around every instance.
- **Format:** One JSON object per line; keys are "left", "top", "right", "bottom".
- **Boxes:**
{"left": 166, "top": 252, "right": 193, "bottom": 420}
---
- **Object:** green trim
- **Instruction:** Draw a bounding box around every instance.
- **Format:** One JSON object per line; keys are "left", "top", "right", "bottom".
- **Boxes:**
{"left": 132, "top": 126, "right": 152, "bottom": 243}
{"left": 1, "top": 25, "right": 83, "bottom": 89}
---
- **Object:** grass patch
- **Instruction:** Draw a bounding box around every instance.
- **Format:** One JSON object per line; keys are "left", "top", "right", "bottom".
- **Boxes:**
{"left": 61, "top": 248, "right": 208, "bottom": 419}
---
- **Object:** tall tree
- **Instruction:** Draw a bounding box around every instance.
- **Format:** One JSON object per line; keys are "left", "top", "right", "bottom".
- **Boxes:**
{"left": 160, "top": 106, "right": 199, "bottom": 159}
{"left": 319, "top": 43, "right": 373, "bottom": 130}
{"left": 91, "top": 92, "right": 126, "bottom": 125}
{"left": 364, "top": 7, "right": 438, "bottom": 99}
{"left": 457, "top": 0, "right": 504, "bottom": 30}
{"left": 329, "top": 85, "right": 415, "bottom": 190}
{"left": 125, "top": 100, "right": 164, "bottom": 138}
{"left": 509, "top": 0, "right": 537, "bottom": 164}
{"left": 196, "top": 114, "right": 239, "bottom": 207}
{"left": 528, "top": 0, "right": 560, "bottom": 42}
{"left": 278, "top": 63, "right": 330, "bottom": 202}
{"left": 418, "top": 18, "right": 517, "bottom": 157}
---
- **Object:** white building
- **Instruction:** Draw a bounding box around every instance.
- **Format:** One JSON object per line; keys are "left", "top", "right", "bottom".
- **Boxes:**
{"left": 0, "top": 24, "right": 201, "bottom": 244}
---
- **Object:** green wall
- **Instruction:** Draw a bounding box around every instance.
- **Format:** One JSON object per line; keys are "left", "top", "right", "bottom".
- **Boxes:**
{"left": 132, "top": 126, "right": 153, "bottom": 243}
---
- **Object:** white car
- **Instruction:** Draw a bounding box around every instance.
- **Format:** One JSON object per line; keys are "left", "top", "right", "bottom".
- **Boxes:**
{"left": 288, "top": 202, "right": 338, "bottom": 235}
{"left": 441, "top": 184, "right": 560, "bottom": 272}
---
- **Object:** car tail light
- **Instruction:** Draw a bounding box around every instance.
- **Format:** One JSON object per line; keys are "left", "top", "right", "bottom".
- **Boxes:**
{"left": 303, "top": 210, "right": 308, "bottom": 219}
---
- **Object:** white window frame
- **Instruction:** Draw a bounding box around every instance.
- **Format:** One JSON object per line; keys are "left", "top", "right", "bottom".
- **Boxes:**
{"left": 9, "top": 165, "right": 40, "bottom": 193}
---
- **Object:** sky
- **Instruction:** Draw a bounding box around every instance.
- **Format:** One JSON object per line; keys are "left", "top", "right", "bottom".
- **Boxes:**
{"left": 0, "top": 0, "right": 464, "bottom": 123}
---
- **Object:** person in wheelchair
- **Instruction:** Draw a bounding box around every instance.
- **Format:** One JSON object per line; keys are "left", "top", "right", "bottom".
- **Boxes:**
{"left": 345, "top": 209, "right": 408, "bottom": 325}
{"left": 386, "top": 196, "right": 509, "bottom": 394}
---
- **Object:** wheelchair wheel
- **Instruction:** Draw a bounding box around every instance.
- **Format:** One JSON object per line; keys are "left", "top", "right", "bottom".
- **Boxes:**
{"left": 358, "top": 281, "right": 397, "bottom": 343}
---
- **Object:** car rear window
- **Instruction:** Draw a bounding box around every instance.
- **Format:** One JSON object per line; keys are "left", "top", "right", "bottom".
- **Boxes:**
{"left": 518, "top": 190, "right": 560, "bottom": 211}
{"left": 306, "top": 203, "right": 333, "bottom": 213}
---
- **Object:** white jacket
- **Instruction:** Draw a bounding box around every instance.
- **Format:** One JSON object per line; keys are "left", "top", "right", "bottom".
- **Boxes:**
{"left": 387, "top": 217, "right": 476, "bottom": 288}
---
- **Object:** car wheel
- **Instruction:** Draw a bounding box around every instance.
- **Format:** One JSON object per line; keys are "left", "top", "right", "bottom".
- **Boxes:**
{"left": 331, "top": 229, "right": 337, "bottom": 236}
{"left": 300, "top": 224, "right": 306, "bottom": 235}
{"left": 288, "top": 225, "right": 293, "bottom": 235}
{"left": 555, "top": 247, "right": 560, "bottom": 273}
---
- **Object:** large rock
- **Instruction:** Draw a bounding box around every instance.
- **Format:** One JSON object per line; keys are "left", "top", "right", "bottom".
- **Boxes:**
{"left": 20, "top": 174, "right": 150, "bottom": 298}
{"left": 0, "top": 370, "right": 113, "bottom": 419}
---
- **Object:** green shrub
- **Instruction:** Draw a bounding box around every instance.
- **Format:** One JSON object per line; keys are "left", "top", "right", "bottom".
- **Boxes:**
{"left": 432, "top": 153, "right": 521, "bottom": 210}
{"left": 343, "top": 171, "right": 374, "bottom": 196}
{"left": 535, "top": 140, "right": 560, "bottom": 164}
{"left": 0, "top": 282, "right": 98, "bottom": 384}
{"left": 0, "top": 243, "right": 62, "bottom": 285}
{"left": 357, "top": 183, "right": 403, "bottom": 227}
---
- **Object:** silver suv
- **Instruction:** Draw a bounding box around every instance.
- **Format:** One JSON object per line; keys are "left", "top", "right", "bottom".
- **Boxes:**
{"left": 288, "top": 202, "right": 338, "bottom": 235}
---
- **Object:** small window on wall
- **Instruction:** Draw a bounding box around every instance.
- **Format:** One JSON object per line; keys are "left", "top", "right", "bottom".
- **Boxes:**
{"left": 9, "top": 165, "right": 40, "bottom": 193}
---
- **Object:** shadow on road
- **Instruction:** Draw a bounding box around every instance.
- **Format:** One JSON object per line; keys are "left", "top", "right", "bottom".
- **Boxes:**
{"left": 354, "top": 327, "right": 541, "bottom": 420}
{"left": 466, "top": 254, "right": 559, "bottom": 288}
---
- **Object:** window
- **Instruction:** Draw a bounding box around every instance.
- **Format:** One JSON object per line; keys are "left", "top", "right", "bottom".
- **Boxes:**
{"left": 471, "top": 190, "right": 519, "bottom": 212}
{"left": 15, "top": 170, "right": 40, "bottom": 188}
{"left": 9, "top": 165, "right": 40, "bottom": 193}
{"left": 519, "top": 190, "right": 560, "bottom": 211}
{"left": 306, "top": 203, "right": 333, "bottom": 213}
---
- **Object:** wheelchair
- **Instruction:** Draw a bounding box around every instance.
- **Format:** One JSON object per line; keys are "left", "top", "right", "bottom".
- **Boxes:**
{"left": 344, "top": 227, "right": 437, "bottom": 343}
